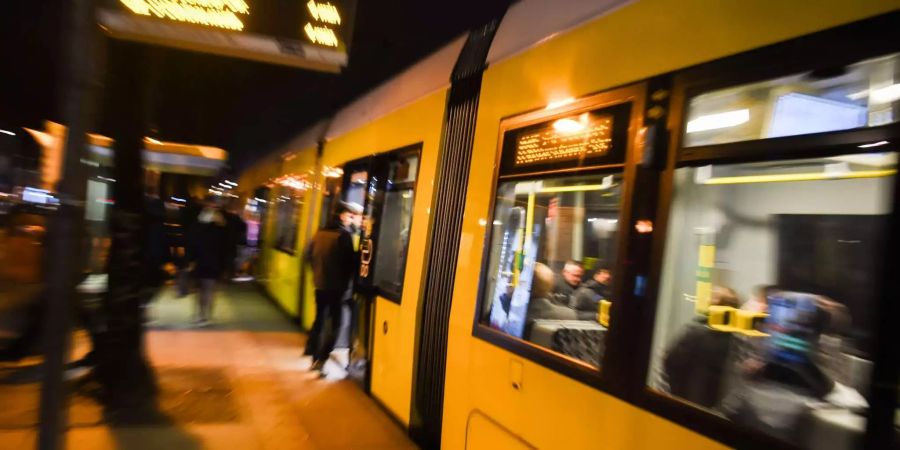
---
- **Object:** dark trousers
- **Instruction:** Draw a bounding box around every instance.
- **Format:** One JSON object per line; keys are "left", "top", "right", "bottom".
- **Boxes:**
{"left": 305, "top": 289, "right": 343, "bottom": 362}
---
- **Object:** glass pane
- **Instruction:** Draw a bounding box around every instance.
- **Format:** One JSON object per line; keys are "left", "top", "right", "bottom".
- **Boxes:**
{"left": 388, "top": 154, "right": 418, "bottom": 185}
{"left": 272, "top": 187, "right": 303, "bottom": 253}
{"left": 480, "top": 173, "right": 623, "bottom": 368}
{"left": 344, "top": 169, "right": 368, "bottom": 207}
{"left": 371, "top": 154, "right": 419, "bottom": 297}
{"left": 648, "top": 151, "right": 896, "bottom": 448}
{"left": 372, "top": 189, "right": 414, "bottom": 296}
{"left": 318, "top": 173, "right": 342, "bottom": 229}
{"left": 684, "top": 53, "right": 900, "bottom": 147}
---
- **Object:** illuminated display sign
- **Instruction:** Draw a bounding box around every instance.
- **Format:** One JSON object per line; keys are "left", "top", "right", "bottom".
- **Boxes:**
{"left": 514, "top": 114, "right": 613, "bottom": 166}
{"left": 117, "top": 0, "right": 250, "bottom": 31}
{"left": 98, "top": 0, "right": 356, "bottom": 72}
{"left": 499, "top": 103, "right": 631, "bottom": 176}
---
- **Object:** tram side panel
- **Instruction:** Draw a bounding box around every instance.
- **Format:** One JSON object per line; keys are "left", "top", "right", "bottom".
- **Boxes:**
{"left": 257, "top": 147, "right": 318, "bottom": 319}
{"left": 441, "top": 0, "right": 900, "bottom": 449}
{"left": 319, "top": 89, "right": 448, "bottom": 425}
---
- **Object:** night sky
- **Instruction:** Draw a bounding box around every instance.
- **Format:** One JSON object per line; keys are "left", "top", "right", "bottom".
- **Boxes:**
{"left": 0, "top": 0, "right": 511, "bottom": 173}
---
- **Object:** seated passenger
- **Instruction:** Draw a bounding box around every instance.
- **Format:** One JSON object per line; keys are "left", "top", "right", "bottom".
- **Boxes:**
{"left": 661, "top": 286, "right": 740, "bottom": 408}
{"left": 570, "top": 267, "right": 612, "bottom": 314}
{"left": 551, "top": 260, "right": 584, "bottom": 303}
{"left": 527, "top": 263, "right": 595, "bottom": 331}
{"left": 721, "top": 291, "right": 866, "bottom": 448}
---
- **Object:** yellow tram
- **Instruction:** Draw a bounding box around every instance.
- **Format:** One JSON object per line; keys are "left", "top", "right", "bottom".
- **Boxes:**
{"left": 240, "top": 1, "right": 900, "bottom": 449}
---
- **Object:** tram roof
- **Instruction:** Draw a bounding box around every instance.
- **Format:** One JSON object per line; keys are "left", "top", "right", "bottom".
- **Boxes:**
{"left": 272, "top": 0, "right": 635, "bottom": 158}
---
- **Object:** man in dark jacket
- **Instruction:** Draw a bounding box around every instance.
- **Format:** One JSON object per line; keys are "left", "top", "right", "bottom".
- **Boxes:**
{"left": 661, "top": 286, "right": 740, "bottom": 408}
{"left": 570, "top": 267, "right": 612, "bottom": 314}
{"left": 304, "top": 201, "right": 361, "bottom": 373}
{"left": 186, "top": 197, "right": 228, "bottom": 326}
{"left": 551, "top": 260, "right": 583, "bottom": 304}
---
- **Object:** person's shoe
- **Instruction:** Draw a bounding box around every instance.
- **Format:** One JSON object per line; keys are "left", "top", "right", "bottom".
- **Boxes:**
{"left": 310, "top": 359, "right": 326, "bottom": 372}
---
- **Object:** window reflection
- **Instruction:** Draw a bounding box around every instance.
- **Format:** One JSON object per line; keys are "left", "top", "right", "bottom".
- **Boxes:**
{"left": 371, "top": 155, "right": 418, "bottom": 297}
{"left": 648, "top": 152, "right": 896, "bottom": 448}
{"left": 481, "top": 173, "right": 622, "bottom": 368}
{"left": 685, "top": 53, "right": 900, "bottom": 147}
{"left": 272, "top": 186, "right": 303, "bottom": 253}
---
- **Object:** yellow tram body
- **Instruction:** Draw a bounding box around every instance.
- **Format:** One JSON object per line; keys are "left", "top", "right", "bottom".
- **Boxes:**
{"left": 239, "top": 0, "right": 900, "bottom": 448}
{"left": 442, "top": 1, "right": 899, "bottom": 448}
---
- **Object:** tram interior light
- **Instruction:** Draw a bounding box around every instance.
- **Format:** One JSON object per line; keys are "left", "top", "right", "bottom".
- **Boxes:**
{"left": 0, "top": 129, "right": 16, "bottom": 136}
{"left": 553, "top": 117, "right": 586, "bottom": 134}
{"left": 546, "top": 97, "right": 575, "bottom": 110}
{"left": 686, "top": 109, "right": 750, "bottom": 133}
{"left": 869, "top": 83, "right": 900, "bottom": 104}
{"left": 858, "top": 140, "right": 890, "bottom": 148}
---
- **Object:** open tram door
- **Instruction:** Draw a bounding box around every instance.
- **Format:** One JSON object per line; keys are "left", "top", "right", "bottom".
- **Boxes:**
{"left": 331, "top": 146, "right": 421, "bottom": 389}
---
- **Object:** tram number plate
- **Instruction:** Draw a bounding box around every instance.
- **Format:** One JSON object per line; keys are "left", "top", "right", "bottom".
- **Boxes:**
{"left": 514, "top": 115, "right": 613, "bottom": 167}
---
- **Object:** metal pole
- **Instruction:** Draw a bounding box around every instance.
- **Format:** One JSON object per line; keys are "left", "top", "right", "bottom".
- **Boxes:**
{"left": 37, "top": 1, "right": 99, "bottom": 449}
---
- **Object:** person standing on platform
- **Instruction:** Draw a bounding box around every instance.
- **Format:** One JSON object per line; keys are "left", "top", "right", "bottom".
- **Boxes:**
{"left": 304, "top": 201, "right": 361, "bottom": 374}
{"left": 223, "top": 198, "right": 248, "bottom": 282}
{"left": 186, "top": 196, "right": 228, "bottom": 327}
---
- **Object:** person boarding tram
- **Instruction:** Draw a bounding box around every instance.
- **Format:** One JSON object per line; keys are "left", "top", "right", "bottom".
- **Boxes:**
{"left": 304, "top": 201, "right": 362, "bottom": 374}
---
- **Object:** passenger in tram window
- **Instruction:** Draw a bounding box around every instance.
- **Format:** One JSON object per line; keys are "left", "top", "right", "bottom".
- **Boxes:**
{"left": 186, "top": 195, "right": 228, "bottom": 327}
{"left": 660, "top": 285, "right": 740, "bottom": 409}
{"left": 552, "top": 260, "right": 584, "bottom": 303}
{"left": 741, "top": 285, "right": 772, "bottom": 314}
{"left": 304, "top": 201, "right": 361, "bottom": 374}
{"left": 720, "top": 292, "right": 867, "bottom": 448}
{"left": 570, "top": 267, "right": 612, "bottom": 315}
{"left": 525, "top": 263, "right": 595, "bottom": 339}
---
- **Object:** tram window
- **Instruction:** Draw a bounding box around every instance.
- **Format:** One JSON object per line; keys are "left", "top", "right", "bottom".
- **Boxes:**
{"left": 319, "top": 173, "right": 342, "bottom": 229}
{"left": 480, "top": 173, "right": 622, "bottom": 368}
{"left": 371, "top": 155, "right": 419, "bottom": 297}
{"left": 344, "top": 169, "right": 368, "bottom": 207}
{"left": 684, "top": 53, "right": 900, "bottom": 147}
{"left": 647, "top": 152, "right": 896, "bottom": 448}
{"left": 272, "top": 187, "right": 303, "bottom": 254}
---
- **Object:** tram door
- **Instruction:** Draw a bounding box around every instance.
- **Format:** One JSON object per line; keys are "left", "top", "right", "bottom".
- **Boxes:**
{"left": 337, "top": 148, "right": 420, "bottom": 388}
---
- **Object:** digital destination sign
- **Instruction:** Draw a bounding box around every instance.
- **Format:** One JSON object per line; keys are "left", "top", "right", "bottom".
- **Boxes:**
{"left": 514, "top": 114, "right": 613, "bottom": 166}
{"left": 98, "top": 0, "right": 356, "bottom": 72}
{"left": 499, "top": 102, "right": 631, "bottom": 176}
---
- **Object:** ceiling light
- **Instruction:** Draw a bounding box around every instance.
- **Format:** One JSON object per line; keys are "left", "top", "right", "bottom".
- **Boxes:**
{"left": 846, "top": 90, "right": 869, "bottom": 101}
{"left": 869, "top": 84, "right": 900, "bottom": 104}
{"left": 858, "top": 140, "right": 889, "bottom": 148}
{"left": 686, "top": 109, "right": 750, "bottom": 133}
{"left": 553, "top": 118, "right": 586, "bottom": 134}
{"left": 0, "top": 129, "right": 15, "bottom": 136}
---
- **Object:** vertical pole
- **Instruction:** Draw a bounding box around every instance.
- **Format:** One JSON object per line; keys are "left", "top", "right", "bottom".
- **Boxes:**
{"left": 38, "top": 1, "right": 99, "bottom": 449}
{"left": 94, "top": 40, "right": 159, "bottom": 420}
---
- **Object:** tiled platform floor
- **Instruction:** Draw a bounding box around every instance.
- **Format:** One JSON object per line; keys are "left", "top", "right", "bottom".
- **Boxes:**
{"left": 0, "top": 284, "right": 417, "bottom": 450}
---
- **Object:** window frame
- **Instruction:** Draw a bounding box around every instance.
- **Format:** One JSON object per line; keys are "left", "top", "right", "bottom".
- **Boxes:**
{"left": 632, "top": 13, "right": 900, "bottom": 450}
{"left": 367, "top": 144, "right": 422, "bottom": 303}
{"left": 339, "top": 144, "right": 423, "bottom": 303}
{"left": 471, "top": 82, "right": 646, "bottom": 393}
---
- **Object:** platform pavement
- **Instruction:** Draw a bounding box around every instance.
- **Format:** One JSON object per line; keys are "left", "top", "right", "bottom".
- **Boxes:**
{"left": 0, "top": 283, "right": 417, "bottom": 450}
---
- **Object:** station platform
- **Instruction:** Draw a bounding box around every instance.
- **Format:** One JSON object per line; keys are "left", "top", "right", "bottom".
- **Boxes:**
{"left": 0, "top": 283, "right": 417, "bottom": 450}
